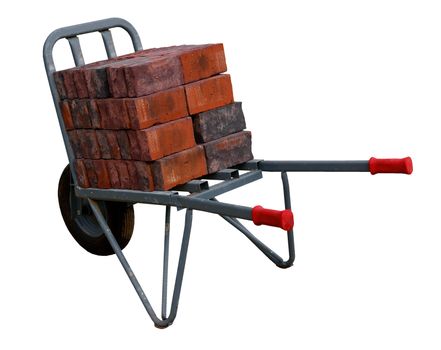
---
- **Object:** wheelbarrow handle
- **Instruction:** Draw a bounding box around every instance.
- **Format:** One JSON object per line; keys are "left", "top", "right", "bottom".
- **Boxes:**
{"left": 369, "top": 157, "right": 413, "bottom": 175}
{"left": 252, "top": 206, "right": 294, "bottom": 231}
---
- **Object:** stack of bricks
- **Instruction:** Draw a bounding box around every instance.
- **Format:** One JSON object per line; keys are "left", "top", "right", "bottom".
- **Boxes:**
{"left": 55, "top": 44, "right": 253, "bottom": 191}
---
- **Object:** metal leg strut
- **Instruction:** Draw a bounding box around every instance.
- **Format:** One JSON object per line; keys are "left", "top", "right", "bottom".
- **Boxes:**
{"left": 217, "top": 171, "right": 295, "bottom": 268}
{"left": 88, "top": 199, "right": 193, "bottom": 328}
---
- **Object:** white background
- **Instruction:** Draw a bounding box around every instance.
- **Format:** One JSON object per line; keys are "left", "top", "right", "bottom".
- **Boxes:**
{"left": 1, "top": 0, "right": 440, "bottom": 349}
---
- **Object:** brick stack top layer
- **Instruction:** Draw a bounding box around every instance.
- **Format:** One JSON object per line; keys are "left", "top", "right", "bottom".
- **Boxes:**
{"left": 54, "top": 44, "right": 227, "bottom": 99}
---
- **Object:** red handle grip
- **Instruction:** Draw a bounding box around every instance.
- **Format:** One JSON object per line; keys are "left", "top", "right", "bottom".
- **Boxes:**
{"left": 252, "top": 206, "right": 294, "bottom": 231}
{"left": 369, "top": 157, "right": 413, "bottom": 175}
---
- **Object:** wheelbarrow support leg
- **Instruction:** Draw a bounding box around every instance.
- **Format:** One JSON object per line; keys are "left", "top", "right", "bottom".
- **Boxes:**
{"left": 88, "top": 199, "right": 193, "bottom": 328}
{"left": 218, "top": 171, "right": 295, "bottom": 268}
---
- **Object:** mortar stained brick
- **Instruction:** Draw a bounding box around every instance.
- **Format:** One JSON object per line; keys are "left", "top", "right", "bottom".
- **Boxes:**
{"left": 67, "top": 130, "right": 83, "bottom": 158}
{"left": 70, "top": 100, "right": 92, "bottom": 129}
{"left": 80, "top": 130, "right": 101, "bottom": 159}
{"left": 74, "top": 160, "right": 90, "bottom": 188}
{"left": 96, "top": 99, "right": 130, "bottom": 129}
{"left": 193, "top": 102, "right": 246, "bottom": 143}
{"left": 203, "top": 131, "right": 253, "bottom": 174}
{"left": 83, "top": 159, "right": 98, "bottom": 188}
{"left": 106, "top": 160, "right": 121, "bottom": 188}
{"left": 104, "top": 131, "right": 121, "bottom": 159}
{"left": 116, "top": 131, "right": 131, "bottom": 160}
{"left": 134, "top": 161, "right": 154, "bottom": 191}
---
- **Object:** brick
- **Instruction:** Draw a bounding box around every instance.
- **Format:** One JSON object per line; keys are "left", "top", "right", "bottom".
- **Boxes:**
{"left": 79, "top": 130, "right": 101, "bottom": 159}
{"left": 68, "top": 130, "right": 83, "bottom": 158}
{"left": 104, "top": 131, "right": 122, "bottom": 159}
{"left": 185, "top": 74, "right": 234, "bottom": 114}
{"left": 94, "top": 160, "right": 111, "bottom": 188}
{"left": 152, "top": 146, "right": 208, "bottom": 190}
{"left": 74, "top": 160, "right": 90, "bottom": 188}
{"left": 193, "top": 102, "right": 246, "bottom": 143}
{"left": 96, "top": 99, "right": 130, "bottom": 129}
{"left": 136, "top": 117, "right": 196, "bottom": 161}
{"left": 84, "top": 66, "right": 110, "bottom": 98}
{"left": 95, "top": 130, "right": 111, "bottom": 159}
{"left": 179, "top": 44, "right": 227, "bottom": 83}
{"left": 72, "top": 69, "right": 89, "bottom": 99}
{"left": 53, "top": 71, "right": 67, "bottom": 100}
{"left": 88, "top": 100, "right": 101, "bottom": 128}
{"left": 83, "top": 159, "right": 98, "bottom": 188}
{"left": 106, "top": 160, "right": 121, "bottom": 188}
{"left": 113, "top": 161, "right": 131, "bottom": 189}
{"left": 134, "top": 161, "right": 155, "bottom": 191}
{"left": 60, "top": 101, "right": 74, "bottom": 130}
{"left": 126, "top": 130, "right": 142, "bottom": 160}
{"left": 61, "top": 70, "right": 77, "bottom": 99}
{"left": 116, "top": 131, "right": 131, "bottom": 160}
{"left": 124, "top": 56, "right": 184, "bottom": 97}
{"left": 203, "top": 131, "right": 253, "bottom": 173}
{"left": 124, "top": 86, "right": 188, "bottom": 129}
{"left": 70, "top": 100, "right": 92, "bottom": 129}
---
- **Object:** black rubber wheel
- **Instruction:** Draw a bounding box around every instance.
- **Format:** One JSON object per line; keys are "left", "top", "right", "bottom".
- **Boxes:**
{"left": 58, "top": 165, "right": 135, "bottom": 256}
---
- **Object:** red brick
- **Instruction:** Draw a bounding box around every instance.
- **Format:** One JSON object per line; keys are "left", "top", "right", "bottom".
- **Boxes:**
{"left": 116, "top": 131, "right": 131, "bottom": 160}
{"left": 113, "top": 161, "right": 131, "bottom": 189}
{"left": 69, "top": 100, "right": 92, "bottom": 129}
{"left": 106, "top": 160, "right": 121, "bottom": 188}
{"left": 84, "top": 65, "right": 110, "bottom": 99}
{"left": 83, "top": 159, "right": 98, "bottom": 188}
{"left": 193, "top": 102, "right": 246, "bottom": 143}
{"left": 124, "top": 56, "right": 184, "bottom": 97}
{"left": 95, "top": 130, "right": 111, "bottom": 159}
{"left": 179, "top": 44, "right": 227, "bottom": 83}
{"left": 203, "top": 131, "right": 253, "bottom": 173}
{"left": 88, "top": 100, "right": 101, "bottom": 128}
{"left": 104, "top": 131, "right": 122, "bottom": 159}
{"left": 152, "top": 146, "right": 208, "bottom": 190}
{"left": 79, "top": 130, "right": 101, "bottom": 159}
{"left": 72, "top": 69, "right": 89, "bottom": 99}
{"left": 61, "top": 70, "right": 77, "bottom": 99}
{"left": 134, "top": 161, "right": 155, "bottom": 191}
{"left": 96, "top": 99, "right": 130, "bottom": 129}
{"left": 124, "top": 86, "right": 188, "bottom": 129}
{"left": 53, "top": 71, "right": 67, "bottom": 100}
{"left": 126, "top": 130, "right": 141, "bottom": 160}
{"left": 60, "top": 101, "right": 74, "bottom": 130}
{"left": 136, "top": 117, "right": 196, "bottom": 161}
{"left": 67, "top": 130, "right": 83, "bottom": 158}
{"left": 94, "top": 160, "right": 111, "bottom": 188}
{"left": 185, "top": 74, "right": 234, "bottom": 114}
{"left": 74, "top": 160, "right": 90, "bottom": 188}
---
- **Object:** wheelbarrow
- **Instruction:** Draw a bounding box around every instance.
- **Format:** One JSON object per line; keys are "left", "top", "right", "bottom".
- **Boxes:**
{"left": 43, "top": 18, "right": 413, "bottom": 328}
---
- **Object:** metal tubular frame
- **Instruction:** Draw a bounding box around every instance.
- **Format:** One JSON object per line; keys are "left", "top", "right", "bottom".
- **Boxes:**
{"left": 44, "top": 18, "right": 381, "bottom": 328}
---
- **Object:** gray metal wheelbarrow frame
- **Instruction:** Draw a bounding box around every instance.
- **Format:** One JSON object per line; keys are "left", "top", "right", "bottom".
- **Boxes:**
{"left": 43, "top": 18, "right": 412, "bottom": 328}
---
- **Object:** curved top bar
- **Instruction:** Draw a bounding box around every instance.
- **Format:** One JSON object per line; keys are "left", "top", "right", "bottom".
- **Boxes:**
{"left": 43, "top": 17, "right": 143, "bottom": 74}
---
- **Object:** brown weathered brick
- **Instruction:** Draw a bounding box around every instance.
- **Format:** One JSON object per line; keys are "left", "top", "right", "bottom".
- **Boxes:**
{"left": 179, "top": 44, "right": 227, "bottom": 83}
{"left": 113, "top": 161, "right": 131, "bottom": 189}
{"left": 84, "top": 66, "right": 110, "bottom": 99}
{"left": 88, "top": 100, "right": 101, "bottom": 128}
{"left": 72, "top": 69, "right": 89, "bottom": 99}
{"left": 93, "top": 160, "right": 111, "bottom": 188}
{"left": 152, "top": 146, "right": 207, "bottom": 190}
{"left": 116, "top": 131, "right": 131, "bottom": 159}
{"left": 53, "top": 71, "right": 67, "bottom": 100}
{"left": 124, "top": 86, "right": 188, "bottom": 129}
{"left": 74, "top": 160, "right": 90, "bottom": 188}
{"left": 69, "top": 100, "right": 92, "bottom": 129}
{"left": 61, "top": 70, "right": 77, "bottom": 99}
{"left": 79, "top": 130, "right": 101, "bottom": 159}
{"left": 68, "top": 130, "right": 83, "bottom": 158}
{"left": 95, "top": 130, "right": 111, "bottom": 159}
{"left": 185, "top": 74, "right": 234, "bottom": 114}
{"left": 104, "top": 131, "right": 121, "bottom": 159}
{"left": 136, "top": 117, "right": 196, "bottom": 161}
{"left": 83, "top": 159, "right": 98, "bottom": 188}
{"left": 124, "top": 56, "right": 184, "bottom": 97}
{"left": 134, "top": 161, "right": 154, "bottom": 191}
{"left": 193, "top": 102, "right": 246, "bottom": 143}
{"left": 106, "top": 160, "right": 121, "bottom": 188}
{"left": 203, "top": 131, "right": 253, "bottom": 173}
{"left": 96, "top": 99, "right": 130, "bottom": 129}
{"left": 126, "top": 130, "right": 141, "bottom": 160}
{"left": 60, "top": 100, "right": 74, "bottom": 130}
